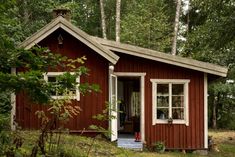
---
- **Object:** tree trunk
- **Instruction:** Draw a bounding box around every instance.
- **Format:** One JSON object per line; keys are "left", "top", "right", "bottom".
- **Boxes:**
{"left": 115, "top": 0, "right": 121, "bottom": 42}
{"left": 212, "top": 94, "right": 218, "bottom": 129}
{"left": 171, "top": 0, "right": 182, "bottom": 55}
{"left": 23, "top": 0, "right": 29, "bottom": 24}
{"left": 100, "top": 0, "right": 107, "bottom": 39}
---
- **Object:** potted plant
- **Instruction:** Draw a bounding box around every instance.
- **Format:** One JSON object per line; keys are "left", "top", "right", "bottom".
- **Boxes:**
{"left": 154, "top": 141, "right": 165, "bottom": 153}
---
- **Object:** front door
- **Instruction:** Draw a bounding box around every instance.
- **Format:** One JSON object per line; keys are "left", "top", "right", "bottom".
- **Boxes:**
{"left": 109, "top": 74, "right": 118, "bottom": 141}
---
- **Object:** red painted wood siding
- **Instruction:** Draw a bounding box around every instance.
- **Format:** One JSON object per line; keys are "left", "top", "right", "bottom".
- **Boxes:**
{"left": 114, "top": 53, "right": 205, "bottom": 150}
{"left": 16, "top": 28, "right": 205, "bottom": 149}
{"left": 16, "top": 29, "right": 109, "bottom": 131}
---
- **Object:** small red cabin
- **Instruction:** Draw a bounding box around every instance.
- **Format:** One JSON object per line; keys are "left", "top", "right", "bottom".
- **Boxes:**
{"left": 13, "top": 13, "right": 227, "bottom": 150}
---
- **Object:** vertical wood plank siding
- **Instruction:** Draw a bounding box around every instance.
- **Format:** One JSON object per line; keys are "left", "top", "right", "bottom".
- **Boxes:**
{"left": 114, "top": 53, "right": 204, "bottom": 149}
{"left": 16, "top": 28, "right": 205, "bottom": 149}
{"left": 16, "top": 29, "right": 109, "bottom": 131}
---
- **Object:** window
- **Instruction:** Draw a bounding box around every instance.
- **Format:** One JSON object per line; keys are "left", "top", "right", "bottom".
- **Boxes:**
{"left": 151, "top": 79, "right": 190, "bottom": 126}
{"left": 44, "top": 72, "right": 80, "bottom": 100}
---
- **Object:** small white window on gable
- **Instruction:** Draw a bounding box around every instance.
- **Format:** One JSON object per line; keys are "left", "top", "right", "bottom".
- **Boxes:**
{"left": 151, "top": 79, "right": 190, "bottom": 126}
{"left": 44, "top": 72, "right": 80, "bottom": 101}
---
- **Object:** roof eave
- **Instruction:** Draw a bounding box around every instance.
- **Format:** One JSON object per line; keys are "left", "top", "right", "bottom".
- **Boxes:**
{"left": 93, "top": 37, "right": 228, "bottom": 77}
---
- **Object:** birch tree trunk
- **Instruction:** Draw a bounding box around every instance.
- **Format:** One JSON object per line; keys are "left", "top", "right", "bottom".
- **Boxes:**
{"left": 116, "top": 0, "right": 121, "bottom": 42}
{"left": 100, "top": 0, "right": 107, "bottom": 39}
{"left": 23, "top": 0, "right": 29, "bottom": 24}
{"left": 171, "top": 0, "right": 182, "bottom": 55}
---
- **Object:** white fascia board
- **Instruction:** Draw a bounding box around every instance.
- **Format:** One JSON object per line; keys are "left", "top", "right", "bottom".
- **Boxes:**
{"left": 19, "top": 16, "right": 119, "bottom": 64}
{"left": 93, "top": 37, "right": 227, "bottom": 77}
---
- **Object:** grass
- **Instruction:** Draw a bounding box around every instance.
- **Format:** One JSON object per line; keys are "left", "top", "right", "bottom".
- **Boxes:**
{"left": 14, "top": 130, "right": 235, "bottom": 156}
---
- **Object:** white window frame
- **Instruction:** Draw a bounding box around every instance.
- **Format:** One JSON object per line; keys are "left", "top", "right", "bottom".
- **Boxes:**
{"left": 151, "top": 79, "right": 190, "bottom": 126}
{"left": 44, "top": 72, "right": 80, "bottom": 101}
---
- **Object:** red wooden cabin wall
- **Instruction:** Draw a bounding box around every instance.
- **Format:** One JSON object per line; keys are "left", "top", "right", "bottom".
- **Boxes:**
{"left": 114, "top": 53, "right": 205, "bottom": 150}
{"left": 16, "top": 29, "right": 109, "bottom": 132}
{"left": 16, "top": 28, "right": 205, "bottom": 149}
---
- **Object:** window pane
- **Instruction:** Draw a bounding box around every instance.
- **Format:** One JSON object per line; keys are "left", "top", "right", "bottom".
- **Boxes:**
{"left": 157, "top": 84, "right": 169, "bottom": 95}
{"left": 68, "top": 89, "right": 76, "bottom": 96}
{"left": 172, "top": 84, "right": 184, "bottom": 95}
{"left": 157, "top": 96, "right": 169, "bottom": 107}
{"left": 48, "top": 76, "right": 56, "bottom": 82}
{"left": 157, "top": 108, "right": 168, "bottom": 119}
{"left": 172, "top": 96, "right": 184, "bottom": 107}
{"left": 172, "top": 108, "right": 184, "bottom": 119}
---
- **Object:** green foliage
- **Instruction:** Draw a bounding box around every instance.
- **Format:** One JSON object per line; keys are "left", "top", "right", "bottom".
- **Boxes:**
{"left": 0, "top": 91, "right": 11, "bottom": 155}
{"left": 180, "top": 0, "right": 235, "bottom": 129}
{"left": 0, "top": 91, "right": 11, "bottom": 114}
{"left": 154, "top": 141, "right": 165, "bottom": 153}
{"left": 54, "top": 0, "right": 102, "bottom": 37}
{"left": 121, "top": 0, "right": 175, "bottom": 52}
{"left": 209, "top": 80, "right": 235, "bottom": 130}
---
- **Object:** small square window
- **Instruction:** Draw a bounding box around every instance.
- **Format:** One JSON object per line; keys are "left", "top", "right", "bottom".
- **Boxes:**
{"left": 151, "top": 79, "right": 190, "bottom": 126}
{"left": 44, "top": 72, "right": 80, "bottom": 101}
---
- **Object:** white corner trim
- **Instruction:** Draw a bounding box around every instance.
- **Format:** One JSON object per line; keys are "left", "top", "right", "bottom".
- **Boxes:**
{"left": 185, "top": 82, "right": 189, "bottom": 126}
{"left": 44, "top": 72, "right": 80, "bottom": 101}
{"left": 114, "top": 72, "right": 146, "bottom": 142}
{"left": 151, "top": 79, "right": 190, "bottom": 126}
{"left": 140, "top": 74, "right": 145, "bottom": 142}
{"left": 152, "top": 82, "right": 156, "bottom": 125}
{"left": 204, "top": 73, "right": 208, "bottom": 148}
{"left": 11, "top": 68, "right": 16, "bottom": 131}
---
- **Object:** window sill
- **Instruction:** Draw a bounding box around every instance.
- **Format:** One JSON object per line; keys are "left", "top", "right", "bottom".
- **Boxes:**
{"left": 153, "top": 119, "right": 189, "bottom": 126}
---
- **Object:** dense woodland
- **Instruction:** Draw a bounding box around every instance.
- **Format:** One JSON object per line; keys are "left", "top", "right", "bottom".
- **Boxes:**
{"left": 0, "top": 0, "right": 235, "bottom": 135}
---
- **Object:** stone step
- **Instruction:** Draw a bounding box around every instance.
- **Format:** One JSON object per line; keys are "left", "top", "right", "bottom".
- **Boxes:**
{"left": 117, "top": 138, "right": 143, "bottom": 150}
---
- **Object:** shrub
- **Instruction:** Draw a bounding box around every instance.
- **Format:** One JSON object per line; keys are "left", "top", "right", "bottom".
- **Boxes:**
{"left": 154, "top": 141, "right": 165, "bottom": 153}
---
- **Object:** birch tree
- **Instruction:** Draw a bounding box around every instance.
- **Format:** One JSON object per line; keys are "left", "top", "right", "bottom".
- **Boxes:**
{"left": 115, "top": 0, "right": 121, "bottom": 42}
{"left": 171, "top": 0, "right": 182, "bottom": 55}
{"left": 100, "top": 0, "right": 107, "bottom": 39}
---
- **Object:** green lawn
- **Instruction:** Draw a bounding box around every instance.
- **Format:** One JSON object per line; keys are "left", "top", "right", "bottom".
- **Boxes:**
{"left": 16, "top": 130, "right": 235, "bottom": 157}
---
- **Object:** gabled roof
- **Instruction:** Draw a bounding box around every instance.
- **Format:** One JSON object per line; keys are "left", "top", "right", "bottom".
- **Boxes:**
{"left": 20, "top": 16, "right": 227, "bottom": 77}
{"left": 93, "top": 37, "right": 228, "bottom": 77}
{"left": 19, "top": 16, "right": 119, "bottom": 64}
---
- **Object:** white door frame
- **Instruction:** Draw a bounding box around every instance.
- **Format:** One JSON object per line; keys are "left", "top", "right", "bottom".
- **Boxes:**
{"left": 114, "top": 72, "right": 146, "bottom": 142}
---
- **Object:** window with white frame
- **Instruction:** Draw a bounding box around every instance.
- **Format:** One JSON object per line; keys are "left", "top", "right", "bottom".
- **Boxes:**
{"left": 151, "top": 79, "right": 190, "bottom": 126}
{"left": 44, "top": 72, "right": 80, "bottom": 100}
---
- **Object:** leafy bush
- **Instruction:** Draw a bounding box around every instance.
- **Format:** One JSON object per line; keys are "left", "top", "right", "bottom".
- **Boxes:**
{"left": 0, "top": 91, "right": 12, "bottom": 155}
{"left": 154, "top": 141, "right": 165, "bottom": 153}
